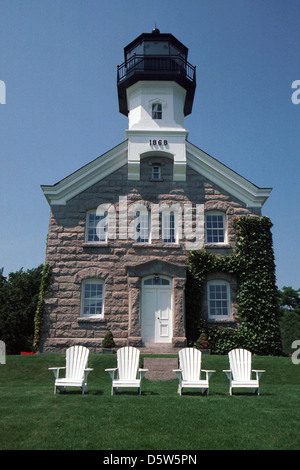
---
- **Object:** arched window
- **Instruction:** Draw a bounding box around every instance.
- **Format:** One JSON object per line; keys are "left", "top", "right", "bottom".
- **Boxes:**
{"left": 135, "top": 210, "right": 151, "bottom": 243}
{"left": 162, "top": 210, "right": 177, "bottom": 243}
{"left": 143, "top": 276, "right": 171, "bottom": 286}
{"left": 81, "top": 279, "right": 105, "bottom": 317}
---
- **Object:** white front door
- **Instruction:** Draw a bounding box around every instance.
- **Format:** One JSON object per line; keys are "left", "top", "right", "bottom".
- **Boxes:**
{"left": 141, "top": 276, "right": 172, "bottom": 343}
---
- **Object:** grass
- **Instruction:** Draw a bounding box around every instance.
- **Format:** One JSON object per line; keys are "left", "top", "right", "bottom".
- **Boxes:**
{"left": 0, "top": 353, "right": 299, "bottom": 450}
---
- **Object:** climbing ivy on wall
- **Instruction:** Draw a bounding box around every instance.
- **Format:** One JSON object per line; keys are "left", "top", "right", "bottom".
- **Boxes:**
{"left": 33, "top": 261, "right": 51, "bottom": 353}
{"left": 186, "top": 215, "right": 282, "bottom": 355}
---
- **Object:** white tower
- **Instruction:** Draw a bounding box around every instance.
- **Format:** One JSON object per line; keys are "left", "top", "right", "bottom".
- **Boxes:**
{"left": 117, "top": 28, "right": 196, "bottom": 181}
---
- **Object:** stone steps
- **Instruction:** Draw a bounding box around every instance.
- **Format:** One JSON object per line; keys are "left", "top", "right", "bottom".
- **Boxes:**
{"left": 139, "top": 342, "right": 180, "bottom": 355}
{"left": 143, "top": 357, "right": 179, "bottom": 381}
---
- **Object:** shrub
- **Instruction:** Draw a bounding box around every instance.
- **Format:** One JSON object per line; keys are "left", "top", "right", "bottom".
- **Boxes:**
{"left": 0, "top": 265, "right": 44, "bottom": 354}
{"left": 102, "top": 331, "right": 115, "bottom": 348}
{"left": 195, "top": 332, "right": 210, "bottom": 350}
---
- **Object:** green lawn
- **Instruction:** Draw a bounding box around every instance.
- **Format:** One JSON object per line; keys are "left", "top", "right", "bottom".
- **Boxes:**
{"left": 0, "top": 353, "right": 299, "bottom": 450}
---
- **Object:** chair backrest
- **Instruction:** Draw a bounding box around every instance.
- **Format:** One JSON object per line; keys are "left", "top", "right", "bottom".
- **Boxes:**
{"left": 117, "top": 346, "right": 140, "bottom": 380}
{"left": 179, "top": 348, "right": 201, "bottom": 381}
{"left": 229, "top": 348, "right": 251, "bottom": 381}
{"left": 65, "top": 346, "right": 89, "bottom": 379}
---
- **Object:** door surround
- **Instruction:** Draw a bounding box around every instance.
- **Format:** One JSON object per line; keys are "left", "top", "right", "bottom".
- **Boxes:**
{"left": 125, "top": 259, "right": 187, "bottom": 348}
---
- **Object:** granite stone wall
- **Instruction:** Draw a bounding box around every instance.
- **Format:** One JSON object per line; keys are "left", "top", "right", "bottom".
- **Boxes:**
{"left": 39, "top": 156, "right": 260, "bottom": 353}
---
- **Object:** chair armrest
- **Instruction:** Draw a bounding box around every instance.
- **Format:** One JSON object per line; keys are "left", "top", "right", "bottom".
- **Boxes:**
{"left": 252, "top": 370, "right": 265, "bottom": 379}
{"left": 105, "top": 368, "right": 117, "bottom": 380}
{"left": 223, "top": 370, "right": 232, "bottom": 381}
{"left": 173, "top": 369, "right": 183, "bottom": 380}
{"left": 202, "top": 369, "right": 216, "bottom": 380}
{"left": 83, "top": 368, "right": 93, "bottom": 381}
{"left": 138, "top": 368, "right": 148, "bottom": 379}
{"left": 48, "top": 367, "right": 65, "bottom": 379}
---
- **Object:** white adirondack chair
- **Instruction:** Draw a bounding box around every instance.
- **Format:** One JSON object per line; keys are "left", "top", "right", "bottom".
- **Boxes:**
{"left": 49, "top": 345, "right": 93, "bottom": 394}
{"left": 223, "top": 348, "right": 265, "bottom": 395}
{"left": 173, "top": 348, "right": 215, "bottom": 395}
{"left": 105, "top": 346, "right": 148, "bottom": 395}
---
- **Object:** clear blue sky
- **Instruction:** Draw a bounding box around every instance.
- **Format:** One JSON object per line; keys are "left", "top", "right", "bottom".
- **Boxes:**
{"left": 0, "top": 0, "right": 299, "bottom": 290}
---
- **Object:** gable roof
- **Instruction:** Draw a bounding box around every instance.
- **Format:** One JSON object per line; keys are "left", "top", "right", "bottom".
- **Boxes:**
{"left": 186, "top": 141, "right": 272, "bottom": 208}
{"left": 41, "top": 140, "right": 128, "bottom": 206}
{"left": 41, "top": 139, "right": 271, "bottom": 207}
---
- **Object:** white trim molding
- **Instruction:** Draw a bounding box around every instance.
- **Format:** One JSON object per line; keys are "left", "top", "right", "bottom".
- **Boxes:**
{"left": 41, "top": 141, "right": 128, "bottom": 205}
{"left": 186, "top": 141, "right": 272, "bottom": 208}
{"left": 41, "top": 139, "right": 271, "bottom": 209}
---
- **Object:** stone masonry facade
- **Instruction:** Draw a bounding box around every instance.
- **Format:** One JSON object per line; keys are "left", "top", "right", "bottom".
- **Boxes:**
{"left": 39, "top": 155, "right": 260, "bottom": 353}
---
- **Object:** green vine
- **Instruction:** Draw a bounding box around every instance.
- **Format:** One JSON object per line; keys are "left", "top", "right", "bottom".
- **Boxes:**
{"left": 33, "top": 252, "right": 51, "bottom": 352}
{"left": 186, "top": 215, "right": 282, "bottom": 355}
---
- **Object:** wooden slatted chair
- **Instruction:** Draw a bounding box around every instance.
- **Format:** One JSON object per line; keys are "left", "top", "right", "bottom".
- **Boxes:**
{"left": 105, "top": 346, "right": 148, "bottom": 395}
{"left": 173, "top": 348, "right": 215, "bottom": 395}
{"left": 223, "top": 348, "right": 265, "bottom": 395}
{"left": 49, "top": 345, "right": 93, "bottom": 395}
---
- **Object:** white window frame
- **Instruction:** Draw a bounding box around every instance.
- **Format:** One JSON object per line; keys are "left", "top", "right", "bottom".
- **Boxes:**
{"left": 152, "top": 102, "right": 162, "bottom": 119}
{"left": 207, "top": 280, "right": 231, "bottom": 319}
{"left": 162, "top": 210, "right": 178, "bottom": 244}
{"left": 135, "top": 210, "right": 151, "bottom": 243}
{"left": 205, "top": 211, "right": 227, "bottom": 244}
{"left": 85, "top": 209, "right": 108, "bottom": 244}
{"left": 81, "top": 279, "right": 105, "bottom": 318}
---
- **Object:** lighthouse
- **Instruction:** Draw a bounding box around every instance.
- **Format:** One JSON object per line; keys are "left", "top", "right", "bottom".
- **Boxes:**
{"left": 40, "top": 29, "right": 272, "bottom": 354}
{"left": 117, "top": 28, "right": 196, "bottom": 181}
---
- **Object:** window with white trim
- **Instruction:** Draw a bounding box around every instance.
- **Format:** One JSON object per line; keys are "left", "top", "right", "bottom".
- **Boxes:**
{"left": 86, "top": 210, "right": 107, "bottom": 243}
{"left": 152, "top": 102, "right": 162, "bottom": 119}
{"left": 135, "top": 210, "right": 151, "bottom": 243}
{"left": 81, "top": 279, "right": 104, "bottom": 317}
{"left": 207, "top": 280, "right": 231, "bottom": 319}
{"left": 205, "top": 212, "right": 226, "bottom": 244}
{"left": 162, "top": 211, "right": 177, "bottom": 243}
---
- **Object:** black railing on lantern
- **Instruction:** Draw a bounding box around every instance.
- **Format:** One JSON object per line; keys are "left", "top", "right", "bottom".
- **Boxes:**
{"left": 117, "top": 54, "right": 196, "bottom": 84}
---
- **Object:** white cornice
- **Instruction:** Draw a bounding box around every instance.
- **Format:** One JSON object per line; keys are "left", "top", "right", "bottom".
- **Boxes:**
{"left": 41, "top": 139, "right": 271, "bottom": 208}
{"left": 186, "top": 141, "right": 272, "bottom": 208}
{"left": 41, "top": 141, "right": 128, "bottom": 205}
{"left": 125, "top": 129, "right": 189, "bottom": 138}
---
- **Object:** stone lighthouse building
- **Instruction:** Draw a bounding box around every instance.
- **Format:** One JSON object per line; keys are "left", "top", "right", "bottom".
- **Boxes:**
{"left": 40, "top": 29, "right": 271, "bottom": 353}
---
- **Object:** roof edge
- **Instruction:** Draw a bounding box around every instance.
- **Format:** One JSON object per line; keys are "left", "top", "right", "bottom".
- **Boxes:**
{"left": 186, "top": 141, "right": 272, "bottom": 208}
{"left": 41, "top": 140, "right": 128, "bottom": 205}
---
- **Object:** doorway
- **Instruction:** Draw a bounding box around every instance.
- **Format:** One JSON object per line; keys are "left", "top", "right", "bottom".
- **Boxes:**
{"left": 141, "top": 275, "right": 172, "bottom": 343}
